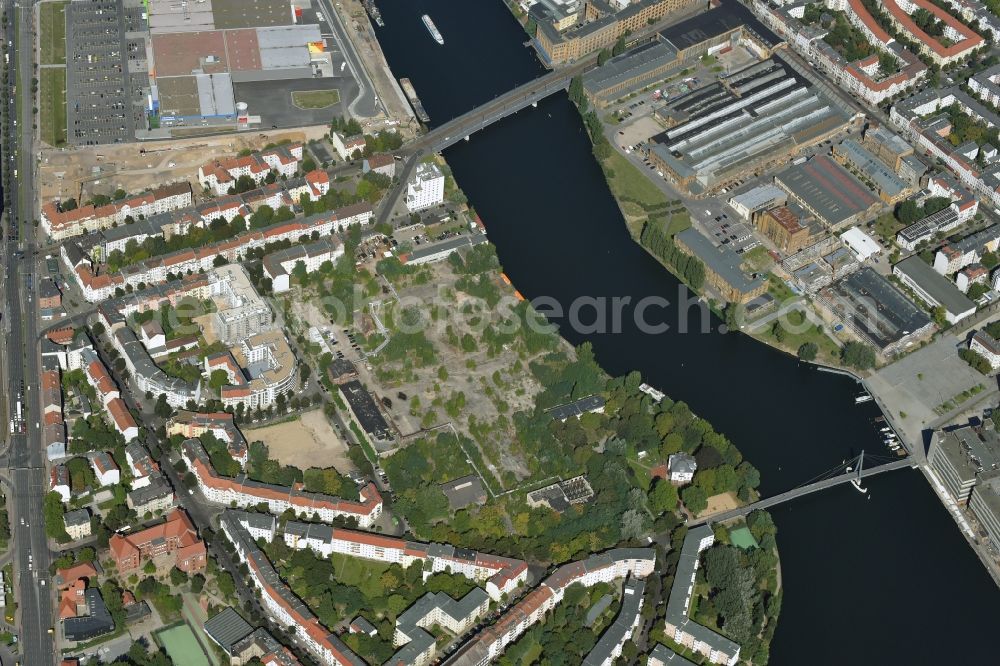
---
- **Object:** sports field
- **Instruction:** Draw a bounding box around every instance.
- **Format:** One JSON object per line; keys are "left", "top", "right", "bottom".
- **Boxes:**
{"left": 729, "top": 526, "right": 760, "bottom": 550}
{"left": 155, "top": 623, "right": 211, "bottom": 666}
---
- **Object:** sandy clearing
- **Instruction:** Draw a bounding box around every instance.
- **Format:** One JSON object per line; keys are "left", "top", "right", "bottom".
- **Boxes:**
{"left": 244, "top": 410, "right": 356, "bottom": 474}
{"left": 696, "top": 491, "right": 741, "bottom": 519}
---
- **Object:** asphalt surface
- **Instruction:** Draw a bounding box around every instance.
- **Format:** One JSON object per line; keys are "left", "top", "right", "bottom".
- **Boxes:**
{"left": 316, "top": 0, "right": 381, "bottom": 118}
{"left": 3, "top": 0, "right": 56, "bottom": 662}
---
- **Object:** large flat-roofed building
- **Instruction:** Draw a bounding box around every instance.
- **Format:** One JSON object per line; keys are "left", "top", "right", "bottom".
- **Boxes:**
{"left": 928, "top": 424, "right": 1000, "bottom": 503}
{"left": 727, "top": 184, "right": 787, "bottom": 222}
{"left": 674, "top": 228, "right": 766, "bottom": 303}
{"left": 648, "top": 58, "right": 855, "bottom": 193}
{"left": 863, "top": 125, "right": 915, "bottom": 171}
{"left": 756, "top": 206, "right": 809, "bottom": 254}
{"left": 970, "top": 473, "right": 1000, "bottom": 549}
{"left": 657, "top": 0, "right": 780, "bottom": 62}
{"left": 773, "top": 156, "right": 881, "bottom": 231}
{"left": 893, "top": 256, "right": 977, "bottom": 324}
{"left": 817, "top": 267, "right": 932, "bottom": 355}
{"left": 532, "top": 0, "right": 699, "bottom": 65}
{"left": 832, "top": 139, "right": 911, "bottom": 204}
{"left": 582, "top": 41, "right": 679, "bottom": 107}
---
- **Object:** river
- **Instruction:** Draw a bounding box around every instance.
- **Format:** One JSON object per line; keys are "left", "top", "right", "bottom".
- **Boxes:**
{"left": 373, "top": 1, "right": 1000, "bottom": 662}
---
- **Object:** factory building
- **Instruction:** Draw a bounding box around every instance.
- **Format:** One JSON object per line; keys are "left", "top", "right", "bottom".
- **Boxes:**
{"left": 648, "top": 58, "right": 856, "bottom": 193}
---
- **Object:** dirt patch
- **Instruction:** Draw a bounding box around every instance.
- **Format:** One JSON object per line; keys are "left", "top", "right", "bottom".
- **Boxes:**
{"left": 37, "top": 126, "right": 328, "bottom": 204}
{"left": 192, "top": 314, "right": 218, "bottom": 347}
{"left": 244, "top": 410, "right": 356, "bottom": 474}
{"left": 696, "top": 491, "right": 740, "bottom": 519}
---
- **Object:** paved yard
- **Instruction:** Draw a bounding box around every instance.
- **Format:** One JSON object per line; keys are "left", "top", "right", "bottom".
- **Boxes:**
{"left": 868, "top": 334, "right": 997, "bottom": 447}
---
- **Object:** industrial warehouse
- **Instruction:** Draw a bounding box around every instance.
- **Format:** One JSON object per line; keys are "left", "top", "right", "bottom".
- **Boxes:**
{"left": 581, "top": 0, "right": 780, "bottom": 107}
{"left": 65, "top": 0, "right": 349, "bottom": 141}
{"left": 646, "top": 57, "right": 857, "bottom": 192}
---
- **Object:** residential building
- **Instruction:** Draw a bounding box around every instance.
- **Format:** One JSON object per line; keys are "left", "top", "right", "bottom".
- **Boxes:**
{"left": 63, "top": 203, "right": 371, "bottom": 302}
{"left": 970, "top": 330, "right": 1000, "bottom": 371}
{"left": 50, "top": 464, "right": 71, "bottom": 502}
{"left": 108, "top": 508, "right": 206, "bottom": 574}
{"left": 362, "top": 154, "right": 396, "bottom": 178}
{"left": 331, "top": 133, "right": 366, "bottom": 160}
{"left": 405, "top": 162, "right": 445, "bottom": 212}
{"left": 668, "top": 453, "right": 697, "bottom": 484}
{"left": 127, "top": 476, "right": 176, "bottom": 516}
{"left": 262, "top": 237, "right": 344, "bottom": 293}
{"left": 664, "top": 526, "right": 740, "bottom": 665}
{"left": 582, "top": 577, "right": 646, "bottom": 666}
{"left": 446, "top": 548, "right": 656, "bottom": 665}
{"left": 198, "top": 145, "right": 303, "bottom": 196}
{"left": 957, "top": 264, "right": 989, "bottom": 293}
{"left": 933, "top": 225, "right": 1000, "bottom": 276}
{"left": 927, "top": 424, "right": 1000, "bottom": 503}
{"left": 280, "top": 518, "right": 528, "bottom": 601}
{"left": 390, "top": 589, "right": 491, "bottom": 666}
{"left": 89, "top": 451, "right": 120, "bottom": 487}
{"left": 878, "top": 0, "right": 984, "bottom": 66}
{"left": 167, "top": 410, "right": 248, "bottom": 466}
{"left": 64, "top": 509, "right": 92, "bottom": 540}
{"left": 893, "top": 256, "right": 977, "bottom": 324}
{"left": 41, "top": 182, "right": 193, "bottom": 240}
{"left": 219, "top": 511, "right": 367, "bottom": 666}
{"left": 210, "top": 264, "right": 275, "bottom": 344}
{"left": 648, "top": 644, "right": 698, "bottom": 665}
{"left": 61, "top": 585, "right": 115, "bottom": 643}
{"left": 183, "top": 439, "right": 384, "bottom": 528}
{"left": 211, "top": 330, "right": 298, "bottom": 410}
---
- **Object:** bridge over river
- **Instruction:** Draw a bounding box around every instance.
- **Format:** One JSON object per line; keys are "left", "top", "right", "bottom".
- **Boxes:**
{"left": 689, "top": 455, "right": 915, "bottom": 526}
{"left": 375, "top": 4, "right": 705, "bottom": 224}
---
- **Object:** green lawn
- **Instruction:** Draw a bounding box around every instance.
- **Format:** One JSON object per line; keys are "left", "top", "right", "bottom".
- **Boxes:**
{"left": 757, "top": 308, "right": 841, "bottom": 362}
{"left": 155, "top": 623, "right": 210, "bottom": 666}
{"left": 40, "top": 1, "right": 68, "bottom": 65}
{"left": 291, "top": 89, "right": 341, "bottom": 109}
{"left": 40, "top": 67, "right": 67, "bottom": 147}
{"left": 729, "top": 526, "right": 760, "bottom": 550}
{"left": 601, "top": 150, "right": 668, "bottom": 211}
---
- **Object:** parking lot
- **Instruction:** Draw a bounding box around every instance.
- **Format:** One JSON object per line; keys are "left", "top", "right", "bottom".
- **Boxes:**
{"left": 66, "top": 0, "right": 149, "bottom": 145}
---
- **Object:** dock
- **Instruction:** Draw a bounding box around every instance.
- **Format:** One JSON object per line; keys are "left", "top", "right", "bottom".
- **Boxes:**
{"left": 399, "top": 78, "right": 430, "bottom": 123}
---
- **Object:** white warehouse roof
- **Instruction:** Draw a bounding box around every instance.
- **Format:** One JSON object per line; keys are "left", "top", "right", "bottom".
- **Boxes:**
{"left": 841, "top": 226, "right": 882, "bottom": 262}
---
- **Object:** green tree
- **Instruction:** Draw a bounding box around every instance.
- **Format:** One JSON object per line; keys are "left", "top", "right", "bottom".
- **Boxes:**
{"left": 797, "top": 342, "right": 818, "bottom": 361}
{"left": 681, "top": 484, "right": 708, "bottom": 514}
{"left": 209, "top": 369, "right": 230, "bottom": 391}
{"left": 649, "top": 478, "right": 679, "bottom": 514}
{"left": 841, "top": 341, "right": 876, "bottom": 370}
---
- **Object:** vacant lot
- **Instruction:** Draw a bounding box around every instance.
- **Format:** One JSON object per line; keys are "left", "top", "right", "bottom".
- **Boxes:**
{"left": 696, "top": 491, "right": 740, "bottom": 519}
{"left": 244, "top": 410, "right": 355, "bottom": 473}
{"left": 291, "top": 89, "right": 341, "bottom": 109}
{"left": 40, "top": 1, "right": 68, "bottom": 65}
{"left": 40, "top": 68, "right": 67, "bottom": 147}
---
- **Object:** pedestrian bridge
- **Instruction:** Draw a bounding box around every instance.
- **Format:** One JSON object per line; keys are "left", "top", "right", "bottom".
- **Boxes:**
{"left": 688, "top": 455, "right": 914, "bottom": 526}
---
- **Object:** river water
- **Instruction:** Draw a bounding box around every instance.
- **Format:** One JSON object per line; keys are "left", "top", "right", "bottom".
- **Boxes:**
{"left": 373, "top": 1, "right": 1000, "bottom": 662}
